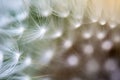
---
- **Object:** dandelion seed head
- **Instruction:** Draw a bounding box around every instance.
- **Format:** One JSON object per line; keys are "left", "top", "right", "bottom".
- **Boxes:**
{"left": 2, "top": 0, "right": 120, "bottom": 80}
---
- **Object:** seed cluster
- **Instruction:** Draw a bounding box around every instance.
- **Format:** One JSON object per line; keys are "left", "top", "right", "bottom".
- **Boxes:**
{"left": 1, "top": 0, "right": 120, "bottom": 80}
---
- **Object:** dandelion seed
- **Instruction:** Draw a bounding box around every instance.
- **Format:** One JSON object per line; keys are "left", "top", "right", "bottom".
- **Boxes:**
{"left": 40, "top": 50, "right": 54, "bottom": 65}
{"left": 1, "top": 0, "right": 120, "bottom": 80}
{"left": 51, "top": 30, "right": 62, "bottom": 39}
{"left": 101, "top": 40, "right": 113, "bottom": 51}
{"left": 63, "top": 39, "right": 73, "bottom": 49}
{"left": 83, "top": 44, "right": 94, "bottom": 56}
{"left": 96, "top": 31, "right": 106, "bottom": 40}
{"left": 66, "top": 54, "right": 79, "bottom": 66}
{"left": 24, "top": 26, "right": 47, "bottom": 43}
{"left": 24, "top": 57, "right": 32, "bottom": 66}
{"left": 99, "top": 19, "right": 106, "bottom": 25}
{"left": 109, "top": 22, "right": 117, "bottom": 29}
{"left": 82, "top": 31, "right": 92, "bottom": 39}
{"left": 104, "top": 59, "right": 118, "bottom": 72}
{"left": 86, "top": 59, "right": 99, "bottom": 74}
